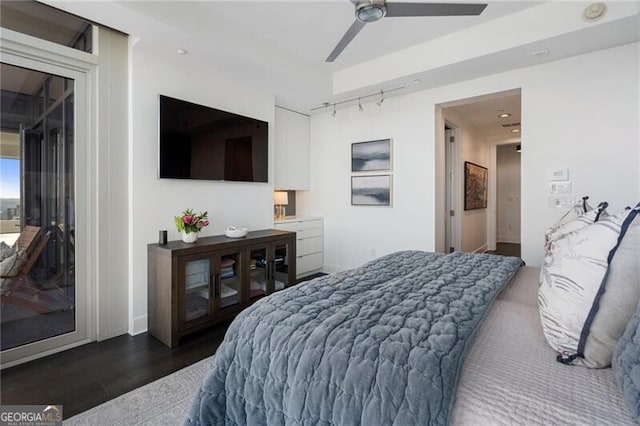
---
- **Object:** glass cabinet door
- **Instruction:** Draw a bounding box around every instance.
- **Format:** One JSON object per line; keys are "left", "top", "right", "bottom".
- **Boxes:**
{"left": 217, "top": 252, "right": 241, "bottom": 310}
{"left": 247, "top": 240, "right": 293, "bottom": 301}
{"left": 273, "top": 241, "right": 293, "bottom": 289}
{"left": 248, "top": 246, "right": 269, "bottom": 300}
{"left": 181, "top": 257, "right": 212, "bottom": 326}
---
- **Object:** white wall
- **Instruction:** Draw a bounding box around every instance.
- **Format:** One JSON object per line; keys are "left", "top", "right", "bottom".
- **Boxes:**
{"left": 496, "top": 144, "right": 521, "bottom": 244}
{"left": 129, "top": 46, "right": 275, "bottom": 334}
{"left": 443, "top": 109, "right": 489, "bottom": 253}
{"left": 299, "top": 42, "right": 639, "bottom": 270}
{"left": 299, "top": 94, "right": 435, "bottom": 272}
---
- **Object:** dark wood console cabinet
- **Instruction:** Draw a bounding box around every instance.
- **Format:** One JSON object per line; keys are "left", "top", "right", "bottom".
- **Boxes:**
{"left": 148, "top": 229, "right": 296, "bottom": 347}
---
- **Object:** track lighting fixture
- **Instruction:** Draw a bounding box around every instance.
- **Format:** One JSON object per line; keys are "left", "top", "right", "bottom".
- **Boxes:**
{"left": 311, "top": 85, "right": 405, "bottom": 115}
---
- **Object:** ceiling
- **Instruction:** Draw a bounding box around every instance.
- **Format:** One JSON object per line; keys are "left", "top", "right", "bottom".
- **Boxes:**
{"left": 444, "top": 91, "right": 521, "bottom": 138}
{"left": 42, "top": 0, "right": 640, "bottom": 112}
{"left": 155, "top": 1, "right": 544, "bottom": 69}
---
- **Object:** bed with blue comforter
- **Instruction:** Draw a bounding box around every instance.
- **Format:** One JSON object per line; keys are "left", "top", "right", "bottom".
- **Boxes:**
{"left": 184, "top": 251, "right": 522, "bottom": 426}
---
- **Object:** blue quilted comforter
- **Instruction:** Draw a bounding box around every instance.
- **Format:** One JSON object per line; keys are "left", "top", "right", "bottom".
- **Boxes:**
{"left": 185, "top": 251, "right": 522, "bottom": 426}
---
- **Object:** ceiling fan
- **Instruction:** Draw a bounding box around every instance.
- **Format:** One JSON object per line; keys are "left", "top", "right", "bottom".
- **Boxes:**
{"left": 326, "top": 0, "right": 488, "bottom": 62}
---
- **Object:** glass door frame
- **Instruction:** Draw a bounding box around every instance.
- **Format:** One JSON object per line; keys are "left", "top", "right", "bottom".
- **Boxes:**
{"left": 1, "top": 27, "right": 98, "bottom": 368}
{"left": 213, "top": 247, "right": 244, "bottom": 316}
{"left": 177, "top": 252, "right": 215, "bottom": 331}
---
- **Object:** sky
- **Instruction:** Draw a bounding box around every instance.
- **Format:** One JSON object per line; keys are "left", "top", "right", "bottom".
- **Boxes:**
{"left": 1, "top": 158, "right": 20, "bottom": 198}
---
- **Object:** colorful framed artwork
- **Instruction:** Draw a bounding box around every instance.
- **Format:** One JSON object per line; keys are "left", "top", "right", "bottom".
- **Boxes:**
{"left": 464, "top": 161, "right": 488, "bottom": 210}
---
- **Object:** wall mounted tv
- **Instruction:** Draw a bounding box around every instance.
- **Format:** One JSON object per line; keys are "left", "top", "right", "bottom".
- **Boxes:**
{"left": 158, "top": 95, "right": 268, "bottom": 182}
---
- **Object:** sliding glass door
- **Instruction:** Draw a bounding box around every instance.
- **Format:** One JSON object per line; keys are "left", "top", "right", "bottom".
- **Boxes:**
{"left": 1, "top": 53, "right": 89, "bottom": 365}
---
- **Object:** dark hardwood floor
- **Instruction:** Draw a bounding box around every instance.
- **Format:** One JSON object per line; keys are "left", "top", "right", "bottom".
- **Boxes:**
{"left": 0, "top": 321, "right": 231, "bottom": 419}
{"left": 486, "top": 243, "right": 521, "bottom": 257}
{"left": 0, "top": 273, "right": 326, "bottom": 419}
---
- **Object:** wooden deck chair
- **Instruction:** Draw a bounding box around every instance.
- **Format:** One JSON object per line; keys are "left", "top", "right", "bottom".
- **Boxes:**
{"left": 1, "top": 226, "right": 53, "bottom": 314}
{"left": 13, "top": 225, "right": 43, "bottom": 251}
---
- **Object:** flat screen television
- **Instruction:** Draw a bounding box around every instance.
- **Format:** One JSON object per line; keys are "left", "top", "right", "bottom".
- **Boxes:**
{"left": 158, "top": 95, "right": 268, "bottom": 182}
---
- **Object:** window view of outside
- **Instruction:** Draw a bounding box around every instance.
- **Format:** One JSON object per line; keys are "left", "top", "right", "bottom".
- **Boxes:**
{"left": 0, "top": 157, "right": 20, "bottom": 244}
{"left": 1, "top": 63, "right": 76, "bottom": 351}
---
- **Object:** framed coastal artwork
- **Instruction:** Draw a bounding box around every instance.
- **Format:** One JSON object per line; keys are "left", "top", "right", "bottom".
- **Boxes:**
{"left": 351, "top": 175, "right": 392, "bottom": 206}
{"left": 464, "top": 161, "right": 488, "bottom": 210}
{"left": 351, "top": 139, "right": 392, "bottom": 172}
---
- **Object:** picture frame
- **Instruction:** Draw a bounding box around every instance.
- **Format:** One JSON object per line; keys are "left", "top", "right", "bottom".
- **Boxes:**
{"left": 351, "top": 175, "right": 392, "bottom": 206}
{"left": 464, "top": 161, "right": 488, "bottom": 210}
{"left": 351, "top": 139, "right": 392, "bottom": 172}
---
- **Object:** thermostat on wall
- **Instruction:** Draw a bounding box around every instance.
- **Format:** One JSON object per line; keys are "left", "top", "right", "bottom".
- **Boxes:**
{"left": 549, "top": 169, "right": 569, "bottom": 181}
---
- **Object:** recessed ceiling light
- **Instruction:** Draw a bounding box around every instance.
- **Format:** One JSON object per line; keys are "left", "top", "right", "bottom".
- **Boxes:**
{"left": 511, "top": 128, "right": 521, "bottom": 133}
{"left": 412, "top": 79, "right": 422, "bottom": 85}
{"left": 583, "top": 2, "right": 607, "bottom": 21}
{"left": 177, "top": 48, "right": 188, "bottom": 55}
{"left": 497, "top": 110, "right": 511, "bottom": 118}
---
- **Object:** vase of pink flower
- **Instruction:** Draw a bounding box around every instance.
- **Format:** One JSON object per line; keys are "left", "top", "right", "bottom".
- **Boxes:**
{"left": 174, "top": 209, "right": 209, "bottom": 243}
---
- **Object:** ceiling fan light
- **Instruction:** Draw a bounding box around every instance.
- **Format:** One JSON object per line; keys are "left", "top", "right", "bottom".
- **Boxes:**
{"left": 356, "top": 3, "right": 386, "bottom": 23}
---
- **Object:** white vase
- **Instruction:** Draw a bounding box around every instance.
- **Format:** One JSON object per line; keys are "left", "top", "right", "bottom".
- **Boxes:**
{"left": 181, "top": 231, "right": 198, "bottom": 243}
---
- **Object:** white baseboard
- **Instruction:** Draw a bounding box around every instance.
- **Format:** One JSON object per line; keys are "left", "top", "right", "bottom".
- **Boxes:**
{"left": 322, "top": 264, "right": 344, "bottom": 274}
{"left": 129, "top": 315, "right": 148, "bottom": 336}
{"left": 497, "top": 236, "right": 521, "bottom": 244}
{"left": 474, "top": 244, "right": 488, "bottom": 254}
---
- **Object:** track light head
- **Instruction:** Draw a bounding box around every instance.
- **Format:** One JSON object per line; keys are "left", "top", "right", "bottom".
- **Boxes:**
{"left": 358, "top": 98, "right": 364, "bottom": 112}
{"left": 377, "top": 90, "right": 385, "bottom": 106}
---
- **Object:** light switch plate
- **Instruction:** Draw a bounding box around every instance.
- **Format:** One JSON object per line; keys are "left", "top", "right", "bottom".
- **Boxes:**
{"left": 549, "top": 180, "right": 572, "bottom": 195}
{"left": 548, "top": 195, "right": 573, "bottom": 208}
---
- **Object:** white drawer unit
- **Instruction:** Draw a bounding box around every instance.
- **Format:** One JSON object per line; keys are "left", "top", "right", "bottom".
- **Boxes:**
{"left": 274, "top": 217, "right": 323, "bottom": 278}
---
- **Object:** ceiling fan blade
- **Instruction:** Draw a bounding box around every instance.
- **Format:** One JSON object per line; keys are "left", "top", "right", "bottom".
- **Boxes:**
{"left": 326, "top": 20, "right": 366, "bottom": 62}
{"left": 385, "top": 2, "right": 487, "bottom": 17}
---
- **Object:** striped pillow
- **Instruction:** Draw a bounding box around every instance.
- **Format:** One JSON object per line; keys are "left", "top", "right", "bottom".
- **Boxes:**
{"left": 538, "top": 208, "right": 632, "bottom": 366}
{"left": 583, "top": 209, "right": 640, "bottom": 367}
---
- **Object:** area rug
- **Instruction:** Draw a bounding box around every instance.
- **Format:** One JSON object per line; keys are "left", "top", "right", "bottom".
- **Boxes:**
{"left": 64, "top": 356, "right": 213, "bottom": 425}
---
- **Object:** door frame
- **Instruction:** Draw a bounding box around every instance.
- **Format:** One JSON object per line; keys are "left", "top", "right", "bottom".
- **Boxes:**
{"left": 444, "top": 124, "right": 461, "bottom": 253}
{"left": 435, "top": 88, "right": 522, "bottom": 255}
{"left": 1, "top": 28, "right": 98, "bottom": 368}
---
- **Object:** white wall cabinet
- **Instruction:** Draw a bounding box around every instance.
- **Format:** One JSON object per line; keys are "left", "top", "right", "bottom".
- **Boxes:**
{"left": 274, "top": 217, "right": 323, "bottom": 278}
{"left": 274, "top": 106, "right": 310, "bottom": 190}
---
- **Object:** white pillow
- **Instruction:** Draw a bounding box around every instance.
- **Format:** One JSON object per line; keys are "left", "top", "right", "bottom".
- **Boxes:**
{"left": 543, "top": 203, "right": 608, "bottom": 257}
{"left": 0, "top": 248, "right": 25, "bottom": 278}
{"left": 538, "top": 208, "right": 630, "bottom": 367}
{"left": 0, "top": 241, "right": 14, "bottom": 262}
